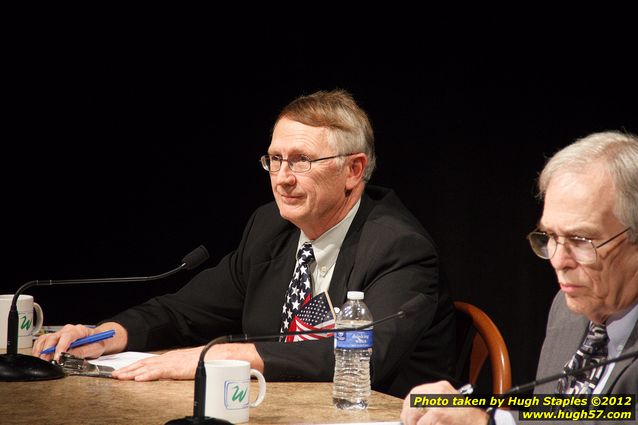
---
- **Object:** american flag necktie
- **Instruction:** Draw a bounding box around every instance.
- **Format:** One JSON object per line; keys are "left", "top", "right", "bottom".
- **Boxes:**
{"left": 280, "top": 242, "right": 315, "bottom": 335}
{"left": 556, "top": 321, "right": 609, "bottom": 395}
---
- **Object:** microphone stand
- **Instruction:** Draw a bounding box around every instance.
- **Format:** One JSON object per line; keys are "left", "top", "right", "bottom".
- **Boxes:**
{"left": 0, "top": 246, "right": 209, "bottom": 382}
{"left": 166, "top": 310, "right": 408, "bottom": 424}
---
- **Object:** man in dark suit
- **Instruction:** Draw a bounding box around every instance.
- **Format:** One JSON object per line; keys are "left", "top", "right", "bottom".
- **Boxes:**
{"left": 33, "top": 89, "right": 455, "bottom": 398}
{"left": 401, "top": 131, "right": 638, "bottom": 424}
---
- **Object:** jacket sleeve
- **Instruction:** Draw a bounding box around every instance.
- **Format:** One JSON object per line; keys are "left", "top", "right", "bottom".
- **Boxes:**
{"left": 104, "top": 210, "right": 260, "bottom": 351}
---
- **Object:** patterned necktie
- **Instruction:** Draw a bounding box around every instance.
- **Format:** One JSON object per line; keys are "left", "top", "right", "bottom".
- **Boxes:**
{"left": 557, "top": 322, "right": 609, "bottom": 395}
{"left": 280, "top": 242, "right": 315, "bottom": 334}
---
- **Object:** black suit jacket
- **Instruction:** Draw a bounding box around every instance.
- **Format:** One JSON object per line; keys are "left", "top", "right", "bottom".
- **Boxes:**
{"left": 108, "top": 185, "right": 456, "bottom": 397}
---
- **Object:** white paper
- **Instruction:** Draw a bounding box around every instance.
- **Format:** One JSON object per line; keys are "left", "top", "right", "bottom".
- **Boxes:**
{"left": 88, "top": 351, "right": 157, "bottom": 370}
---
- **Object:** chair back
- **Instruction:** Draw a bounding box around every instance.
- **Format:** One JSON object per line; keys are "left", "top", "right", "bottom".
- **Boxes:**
{"left": 454, "top": 301, "right": 511, "bottom": 394}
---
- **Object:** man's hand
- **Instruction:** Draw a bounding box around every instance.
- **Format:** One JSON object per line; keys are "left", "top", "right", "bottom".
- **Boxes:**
{"left": 32, "top": 322, "right": 127, "bottom": 362}
{"left": 400, "top": 381, "right": 489, "bottom": 425}
{"left": 111, "top": 343, "right": 265, "bottom": 381}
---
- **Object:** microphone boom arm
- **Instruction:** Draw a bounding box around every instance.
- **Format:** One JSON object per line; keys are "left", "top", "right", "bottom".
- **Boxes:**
{"left": 6, "top": 244, "right": 209, "bottom": 357}
{"left": 6, "top": 263, "right": 188, "bottom": 356}
{"left": 3, "top": 244, "right": 209, "bottom": 375}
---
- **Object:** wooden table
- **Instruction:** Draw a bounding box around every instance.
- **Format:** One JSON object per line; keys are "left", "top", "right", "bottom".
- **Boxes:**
{"left": 0, "top": 352, "right": 403, "bottom": 424}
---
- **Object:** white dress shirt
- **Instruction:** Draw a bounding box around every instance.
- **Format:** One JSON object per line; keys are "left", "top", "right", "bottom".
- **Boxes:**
{"left": 296, "top": 199, "right": 360, "bottom": 297}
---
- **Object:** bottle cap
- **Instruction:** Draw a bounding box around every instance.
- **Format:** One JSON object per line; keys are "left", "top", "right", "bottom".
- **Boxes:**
{"left": 346, "top": 291, "right": 364, "bottom": 300}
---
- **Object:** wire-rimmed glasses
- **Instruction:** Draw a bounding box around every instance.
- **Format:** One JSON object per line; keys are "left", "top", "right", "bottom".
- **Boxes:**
{"left": 260, "top": 153, "right": 357, "bottom": 173}
{"left": 526, "top": 227, "right": 630, "bottom": 265}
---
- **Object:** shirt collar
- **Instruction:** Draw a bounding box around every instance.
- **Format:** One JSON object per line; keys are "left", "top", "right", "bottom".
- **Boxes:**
{"left": 605, "top": 301, "right": 638, "bottom": 358}
{"left": 298, "top": 198, "right": 361, "bottom": 272}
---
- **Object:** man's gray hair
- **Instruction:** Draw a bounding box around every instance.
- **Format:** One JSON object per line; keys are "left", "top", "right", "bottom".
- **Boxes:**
{"left": 538, "top": 131, "right": 638, "bottom": 243}
{"left": 275, "top": 89, "right": 376, "bottom": 182}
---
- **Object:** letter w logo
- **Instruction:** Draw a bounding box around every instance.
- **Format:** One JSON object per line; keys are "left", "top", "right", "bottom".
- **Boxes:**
{"left": 231, "top": 385, "right": 247, "bottom": 402}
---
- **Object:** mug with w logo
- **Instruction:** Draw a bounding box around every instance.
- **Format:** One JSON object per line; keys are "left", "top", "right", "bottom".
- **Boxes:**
{"left": 1, "top": 294, "right": 44, "bottom": 349}
{"left": 205, "top": 359, "right": 266, "bottom": 423}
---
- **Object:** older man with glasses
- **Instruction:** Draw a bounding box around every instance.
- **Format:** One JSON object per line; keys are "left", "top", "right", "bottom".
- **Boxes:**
{"left": 401, "top": 131, "right": 638, "bottom": 425}
{"left": 34, "top": 89, "right": 456, "bottom": 399}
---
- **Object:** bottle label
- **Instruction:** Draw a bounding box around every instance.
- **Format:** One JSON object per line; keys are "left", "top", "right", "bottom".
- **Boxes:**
{"left": 334, "top": 329, "right": 373, "bottom": 349}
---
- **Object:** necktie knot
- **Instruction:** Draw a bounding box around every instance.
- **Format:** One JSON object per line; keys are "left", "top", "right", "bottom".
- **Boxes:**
{"left": 581, "top": 322, "right": 608, "bottom": 355}
{"left": 297, "top": 242, "right": 315, "bottom": 264}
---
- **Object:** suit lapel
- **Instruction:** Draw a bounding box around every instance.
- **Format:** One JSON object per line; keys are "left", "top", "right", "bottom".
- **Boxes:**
{"left": 535, "top": 297, "right": 588, "bottom": 393}
{"left": 328, "top": 192, "right": 374, "bottom": 307}
{"left": 243, "top": 225, "right": 299, "bottom": 335}
{"left": 267, "top": 227, "right": 300, "bottom": 300}
{"left": 555, "top": 320, "right": 589, "bottom": 378}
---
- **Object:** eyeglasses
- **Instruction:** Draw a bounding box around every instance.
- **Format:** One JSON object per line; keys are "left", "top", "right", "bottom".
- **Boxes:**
{"left": 260, "top": 153, "right": 357, "bottom": 173}
{"left": 527, "top": 227, "right": 630, "bottom": 265}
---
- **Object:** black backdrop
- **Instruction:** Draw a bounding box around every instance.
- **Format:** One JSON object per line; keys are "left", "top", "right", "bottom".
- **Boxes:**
{"left": 4, "top": 20, "right": 637, "bottom": 392}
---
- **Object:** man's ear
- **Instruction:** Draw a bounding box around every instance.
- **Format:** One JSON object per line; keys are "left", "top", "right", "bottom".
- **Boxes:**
{"left": 345, "top": 153, "right": 368, "bottom": 190}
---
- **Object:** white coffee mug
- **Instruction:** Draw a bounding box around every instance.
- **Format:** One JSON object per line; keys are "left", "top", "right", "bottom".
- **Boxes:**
{"left": 204, "top": 359, "right": 266, "bottom": 424}
{"left": 0, "top": 294, "right": 44, "bottom": 349}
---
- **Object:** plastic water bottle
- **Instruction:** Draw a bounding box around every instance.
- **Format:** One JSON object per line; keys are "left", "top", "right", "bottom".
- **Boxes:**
{"left": 332, "top": 290, "right": 373, "bottom": 410}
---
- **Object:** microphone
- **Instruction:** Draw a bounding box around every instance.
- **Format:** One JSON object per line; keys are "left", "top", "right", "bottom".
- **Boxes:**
{"left": 166, "top": 293, "right": 429, "bottom": 425}
{"left": 0, "top": 245, "right": 209, "bottom": 382}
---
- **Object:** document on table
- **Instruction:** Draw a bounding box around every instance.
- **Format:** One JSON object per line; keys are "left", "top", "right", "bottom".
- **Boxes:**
{"left": 88, "top": 351, "right": 158, "bottom": 370}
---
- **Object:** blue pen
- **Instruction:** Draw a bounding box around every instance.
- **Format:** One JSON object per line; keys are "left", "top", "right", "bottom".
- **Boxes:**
{"left": 40, "top": 329, "right": 115, "bottom": 355}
